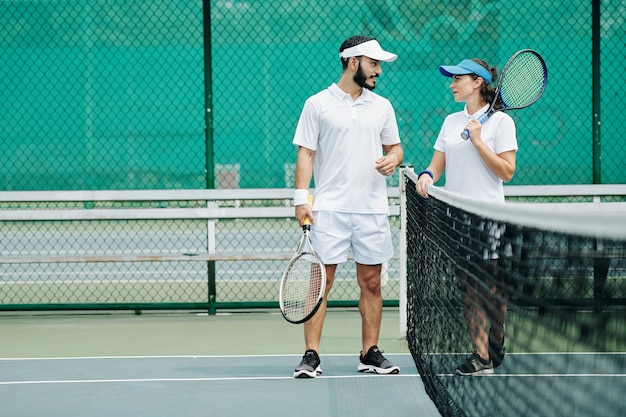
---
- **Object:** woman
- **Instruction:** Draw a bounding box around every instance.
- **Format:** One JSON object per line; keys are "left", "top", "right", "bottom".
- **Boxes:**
{"left": 416, "top": 58, "right": 517, "bottom": 375}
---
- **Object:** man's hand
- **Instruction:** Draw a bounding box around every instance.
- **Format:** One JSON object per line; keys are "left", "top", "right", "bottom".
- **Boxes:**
{"left": 375, "top": 153, "right": 399, "bottom": 176}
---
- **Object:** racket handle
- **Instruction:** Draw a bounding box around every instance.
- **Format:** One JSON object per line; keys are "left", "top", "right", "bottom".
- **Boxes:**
{"left": 461, "top": 113, "right": 490, "bottom": 140}
{"left": 302, "top": 195, "right": 314, "bottom": 227}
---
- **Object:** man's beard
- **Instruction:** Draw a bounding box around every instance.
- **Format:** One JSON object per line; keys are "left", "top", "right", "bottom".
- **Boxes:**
{"left": 353, "top": 65, "right": 376, "bottom": 90}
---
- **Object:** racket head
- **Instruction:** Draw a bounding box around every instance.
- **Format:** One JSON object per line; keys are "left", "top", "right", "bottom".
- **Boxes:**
{"left": 498, "top": 49, "right": 548, "bottom": 110}
{"left": 461, "top": 49, "right": 548, "bottom": 140}
{"left": 279, "top": 249, "right": 326, "bottom": 324}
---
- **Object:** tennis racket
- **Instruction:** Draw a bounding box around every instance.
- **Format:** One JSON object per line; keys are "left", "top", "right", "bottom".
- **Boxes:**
{"left": 461, "top": 49, "right": 548, "bottom": 140}
{"left": 279, "top": 195, "right": 326, "bottom": 324}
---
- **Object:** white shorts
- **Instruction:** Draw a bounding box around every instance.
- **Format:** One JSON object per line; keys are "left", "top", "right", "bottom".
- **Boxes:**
{"left": 310, "top": 211, "right": 394, "bottom": 265}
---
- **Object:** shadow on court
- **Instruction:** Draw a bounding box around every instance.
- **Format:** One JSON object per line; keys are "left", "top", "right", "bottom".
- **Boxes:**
{"left": 0, "top": 309, "right": 441, "bottom": 417}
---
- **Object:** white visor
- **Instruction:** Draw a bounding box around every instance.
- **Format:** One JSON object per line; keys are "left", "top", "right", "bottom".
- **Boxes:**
{"left": 339, "top": 39, "right": 397, "bottom": 62}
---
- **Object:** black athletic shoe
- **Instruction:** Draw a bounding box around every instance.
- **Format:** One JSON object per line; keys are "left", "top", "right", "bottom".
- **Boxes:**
{"left": 455, "top": 352, "right": 494, "bottom": 376}
{"left": 357, "top": 346, "right": 400, "bottom": 374}
{"left": 488, "top": 327, "right": 506, "bottom": 368}
{"left": 294, "top": 349, "right": 322, "bottom": 378}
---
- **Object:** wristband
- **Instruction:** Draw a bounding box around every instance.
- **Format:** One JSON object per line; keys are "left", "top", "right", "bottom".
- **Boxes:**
{"left": 418, "top": 169, "right": 434, "bottom": 180}
{"left": 293, "top": 189, "right": 309, "bottom": 206}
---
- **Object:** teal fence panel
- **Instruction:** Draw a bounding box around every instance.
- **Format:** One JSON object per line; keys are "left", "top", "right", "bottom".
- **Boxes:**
{"left": 0, "top": 1, "right": 623, "bottom": 190}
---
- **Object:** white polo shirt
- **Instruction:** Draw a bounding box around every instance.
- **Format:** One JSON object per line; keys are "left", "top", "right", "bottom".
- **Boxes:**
{"left": 293, "top": 83, "right": 401, "bottom": 214}
{"left": 434, "top": 104, "right": 517, "bottom": 202}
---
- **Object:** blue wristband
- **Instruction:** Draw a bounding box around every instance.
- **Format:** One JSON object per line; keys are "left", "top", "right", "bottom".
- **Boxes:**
{"left": 418, "top": 169, "right": 434, "bottom": 180}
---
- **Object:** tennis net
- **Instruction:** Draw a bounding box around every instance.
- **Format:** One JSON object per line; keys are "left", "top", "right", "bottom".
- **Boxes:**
{"left": 401, "top": 169, "right": 626, "bottom": 417}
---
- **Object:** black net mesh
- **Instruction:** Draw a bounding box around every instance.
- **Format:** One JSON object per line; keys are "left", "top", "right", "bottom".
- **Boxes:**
{"left": 404, "top": 172, "right": 626, "bottom": 417}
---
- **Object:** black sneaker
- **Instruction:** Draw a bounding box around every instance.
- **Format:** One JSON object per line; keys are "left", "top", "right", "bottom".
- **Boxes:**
{"left": 357, "top": 346, "right": 400, "bottom": 374}
{"left": 488, "top": 327, "right": 506, "bottom": 368}
{"left": 455, "top": 352, "right": 494, "bottom": 376}
{"left": 294, "top": 349, "right": 322, "bottom": 378}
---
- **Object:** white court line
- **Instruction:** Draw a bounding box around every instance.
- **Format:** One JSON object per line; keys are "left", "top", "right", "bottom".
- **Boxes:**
{"left": 0, "top": 354, "right": 285, "bottom": 360}
{"left": 0, "top": 374, "right": 420, "bottom": 386}
{"left": 1, "top": 352, "right": 623, "bottom": 362}
{"left": 431, "top": 352, "right": 626, "bottom": 378}
{"left": 428, "top": 352, "right": 626, "bottom": 356}
{"left": 0, "top": 354, "right": 419, "bottom": 386}
{"left": 0, "top": 353, "right": 410, "bottom": 361}
{"left": 437, "top": 373, "right": 626, "bottom": 378}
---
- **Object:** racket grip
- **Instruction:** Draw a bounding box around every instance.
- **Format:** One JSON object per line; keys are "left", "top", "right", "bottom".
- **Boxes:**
{"left": 302, "top": 195, "right": 314, "bottom": 227}
{"left": 461, "top": 113, "right": 490, "bottom": 140}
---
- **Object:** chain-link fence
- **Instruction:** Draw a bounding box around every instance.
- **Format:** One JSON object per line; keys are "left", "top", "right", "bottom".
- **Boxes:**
{"left": 1, "top": 0, "right": 623, "bottom": 190}
{"left": 0, "top": 1, "right": 623, "bottom": 311}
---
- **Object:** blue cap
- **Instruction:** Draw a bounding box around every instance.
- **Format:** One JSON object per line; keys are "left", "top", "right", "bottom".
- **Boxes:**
{"left": 439, "top": 59, "right": 493, "bottom": 83}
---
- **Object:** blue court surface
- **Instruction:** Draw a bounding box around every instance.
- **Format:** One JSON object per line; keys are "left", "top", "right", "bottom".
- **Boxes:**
{"left": 0, "top": 354, "right": 438, "bottom": 417}
{"left": 0, "top": 309, "right": 440, "bottom": 417}
{"left": 3, "top": 310, "right": 623, "bottom": 416}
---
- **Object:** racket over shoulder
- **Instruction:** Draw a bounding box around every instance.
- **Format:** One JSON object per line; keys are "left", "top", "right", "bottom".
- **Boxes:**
{"left": 461, "top": 49, "right": 548, "bottom": 140}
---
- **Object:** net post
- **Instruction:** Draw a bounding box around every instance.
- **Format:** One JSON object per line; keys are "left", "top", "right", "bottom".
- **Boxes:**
{"left": 207, "top": 200, "right": 218, "bottom": 315}
{"left": 381, "top": 261, "right": 389, "bottom": 287}
{"left": 398, "top": 166, "right": 413, "bottom": 338}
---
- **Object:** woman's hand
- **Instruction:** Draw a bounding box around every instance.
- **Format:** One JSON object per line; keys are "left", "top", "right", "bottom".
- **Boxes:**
{"left": 464, "top": 118, "right": 484, "bottom": 145}
{"left": 416, "top": 174, "right": 433, "bottom": 198}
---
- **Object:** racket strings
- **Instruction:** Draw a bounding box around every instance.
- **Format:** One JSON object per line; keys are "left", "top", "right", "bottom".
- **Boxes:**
{"left": 500, "top": 53, "right": 546, "bottom": 108}
{"left": 281, "top": 256, "right": 323, "bottom": 321}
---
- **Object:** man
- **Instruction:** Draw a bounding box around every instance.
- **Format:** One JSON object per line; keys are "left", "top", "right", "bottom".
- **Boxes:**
{"left": 291, "top": 35, "right": 404, "bottom": 378}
